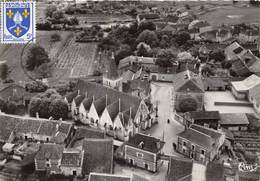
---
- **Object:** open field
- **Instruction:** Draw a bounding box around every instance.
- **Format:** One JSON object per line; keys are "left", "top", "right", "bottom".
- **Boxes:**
{"left": 200, "top": 6, "right": 260, "bottom": 26}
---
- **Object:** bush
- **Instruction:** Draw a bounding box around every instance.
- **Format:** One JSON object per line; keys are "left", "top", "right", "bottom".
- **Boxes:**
{"left": 244, "top": 151, "right": 259, "bottom": 164}
{"left": 25, "top": 81, "right": 48, "bottom": 93}
{"left": 93, "top": 70, "right": 102, "bottom": 76}
{"left": 0, "top": 62, "right": 8, "bottom": 80}
{"left": 51, "top": 33, "right": 61, "bottom": 42}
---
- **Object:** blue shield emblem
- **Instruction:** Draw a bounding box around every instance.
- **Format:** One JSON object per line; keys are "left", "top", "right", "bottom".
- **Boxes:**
{"left": 6, "top": 7, "right": 30, "bottom": 38}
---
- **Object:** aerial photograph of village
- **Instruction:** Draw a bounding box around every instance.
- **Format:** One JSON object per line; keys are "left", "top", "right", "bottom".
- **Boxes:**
{"left": 0, "top": 0, "right": 260, "bottom": 180}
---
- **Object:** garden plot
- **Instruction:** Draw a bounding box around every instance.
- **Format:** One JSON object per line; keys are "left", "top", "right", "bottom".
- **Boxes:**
{"left": 56, "top": 38, "right": 97, "bottom": 78}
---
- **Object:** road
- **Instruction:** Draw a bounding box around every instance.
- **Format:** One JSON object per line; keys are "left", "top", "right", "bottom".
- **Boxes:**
{"left": 144, "top": 82, "right": 185, "bottom": 155}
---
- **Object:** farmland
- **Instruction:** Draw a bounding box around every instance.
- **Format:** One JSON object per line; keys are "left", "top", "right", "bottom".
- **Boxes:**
{"left": 56, "top": 37, "right": 97, "bottom": 78}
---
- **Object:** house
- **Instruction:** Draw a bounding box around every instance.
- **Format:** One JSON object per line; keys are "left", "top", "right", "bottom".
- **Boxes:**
{"left": 122, "top": 79, "right": 151, "bottom": 100}
{"left": 136, "top": 13, "right": 160, "bottom": 24}
{"left": 220, "top": 113, "right": 249, "bottom": 131}
{"left": 176, "top": 124, "right": 225, "bottom": 164}
{"left": 225, "top": 41, "right": 247, "bottom": 61}
{"left": 200, "top": 27, "right": 232, "bottom": 43}
{"left": 188, "top": 20, "right": 212, "bottom": 39}
{"left": 65, "top": 80, "right": 154, "bottom": 141}
{"left": 231, "top": 50, "right": 260, "bottom": 76}
{"left": 103, "top": 53, "right": 122, "bottom": 91}
{"left": 35, "top": 143, "right": 64, "bottom": 174}
{"left": 82, "top": 138, "right": 113, "bottom": 175}
{"left": 124, "top": 133, "right": 165, "bottom": 172}
{"left": 172, "top": 70, "right": 205, "bottom": 112}
{"left": 202, "top": 77, "right": 228, "bottom": 91}
{"left": 239, "top": 28, "right": 259, "bottom": 43}
{"left": 231, "top": 74, "right": 260, "bottom": 100}
{"left": 60, "top": 148, "right": 84, "bottom": 177}
{"left": 0, "top": 114, "right": 73, "bottom": 144}
{"left": 166, "top": 156, "right": 225, "bottom": 181}
{"left": 184, "top": 111, "right": 221, "bottom": 129}
{"left": 88, "top": 172, "right": 149, "bottom": 181}
{"left": 249, "top": 84, "right": 260, "bottom": 113}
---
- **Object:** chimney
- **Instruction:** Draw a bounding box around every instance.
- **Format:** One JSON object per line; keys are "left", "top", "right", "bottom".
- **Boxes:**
{"left": 187, "top": 70, "right": 191, "bottom": 80}
{"left": 77, "top": 89, "right": 80, "bottom": 95}
{"left": 156, "top": 141, "right": 161, "bottom": 150}
{"left": 138, "top": 141, "right": 144, "bottom": 149}
{"left": 105, "top": 94, "right": 108, "bottom": 106}
{"left": 36, "top": 112, "right": 39, "bottom": 118}
{"left": 119, "top": 98, "right": 121, "bottom": 112}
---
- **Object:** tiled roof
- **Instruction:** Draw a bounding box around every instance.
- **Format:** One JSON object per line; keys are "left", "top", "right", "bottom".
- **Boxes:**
{"left": 225, "top": 42, "right": 247, "bottom": 60}
{"left": 61, "top": 148, "right": 83, "bottom": 167}
{"left": 190, "top": 124, "right": 223, "bottom": 141}
{"left": 177, "top": 126, "right": 215, "bottom": 150}
{"left": 167, "top": 156, "right": 193, "bottom": 181}
{"left": 35, "top": 143, "right": 64, "bottom": 161}
{"left": 88, "top": 173, "right": 131, "bottom": 181}
{"left": 189, "top": 111, "right": 220, "bottom": 120}
{"left": 122, "top": 70, "right": 135, "bottom": 83}
{"left": 0, "top": 114, "right": 73, "bottom": 143}
{"left": 118, "top": 56, "right": 155, "bottom": 70}
{"left": 94, "top": 96, "right": 108, "bottom": 116}
{"left": 172, "top": 70, "right": 204, "bottom": 93}
{"left": 74, "top": 127, "right": 105, "bottom": 140}
{"left": 231, "top": 74, "right": 260, "bottom": 92}
{"left": 188, "top": 20, "right": 209, "bottom": 30}
{"left": 205, "top": 162, "right": 225, "bottom": 181}
{"left": 126, "top": 133, "right": 165, "bottom": 153}
{"left": 82, "top": 138, "right": 113, "bottom": 175}
{"left": 220, "top": 113, "right": 249, "bottom": 125}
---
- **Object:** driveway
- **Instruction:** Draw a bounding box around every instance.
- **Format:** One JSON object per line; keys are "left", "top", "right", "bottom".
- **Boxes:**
{"left": 144, "top": 82, "right": 185, "bottom": 155}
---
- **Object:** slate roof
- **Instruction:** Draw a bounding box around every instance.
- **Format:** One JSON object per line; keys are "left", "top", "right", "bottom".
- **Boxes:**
{"left": 188, "top": 20, "right": 210, "bottom": 30}
{"left": 225, "top": 42, "right": 247, "bottom": 60}
{"left": 106, "top": 100, "right": 120, "bottom": 121}
{"left": 104, "top": 56, "right": 119, "bottom": 80}
{"left": 189, "top": 111, "right": 220, "bottom": 120}
{"left": 82, "top": 97, "right": 94, "bottom": 110}
{"left": 220, "top": 113, "right": 249, "bottom": 125}
{"left": 82, "top": 138, "right": 113, "bottom": 175}
{"left": 231, "top": 74, "right": 260, "bottom": 92}
{"left": 93, "top": 96, "right": 108, "bottom": 116}
{"left": 190, "top": 124, "right": 223, "bottom": 141}
{"left": 61, "top": 148, "right": 83, "bottom": 167}
{"left": 65, "top": 90, "right": 78, "bottom": 103}
{"left": 74, "top": 94, "right": 85, "bottom": 107}
{"left": 122, "top": 70, "right": 135, "bottom": 83}
{"left": 172, "top": 70, "right": 204, "bottom": 93}
{"left": 126, "top": 133, "right": 165, "bottom": 153}
{"left": 118, "top": 56, "right": 155, "bottom": 70}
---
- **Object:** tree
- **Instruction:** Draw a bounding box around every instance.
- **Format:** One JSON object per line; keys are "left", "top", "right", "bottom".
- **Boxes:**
{"left": 136, "top": 30, "right": 159, "bottom": 48}
{"left": 28, "top": 89, "right": 68, "bottom": 119}
{"left": 155, "top": 49, "right": 176, "bottom": 67}
{"left": 35, "top": 63, "right": 52, "bottom": 79}
{"left": 115, "top": 44, "right": 132, "bottom": 65}
{"left": 48, "top": 99, "right": 69, "bottom": 120}
{"left": 136, "top": 42, "right": 152, "bottom": 57}
{"left": 201, "top": 65, "right": 215, "bottom": 77}
{"left": 200, "top": 5, "right": 205, "bottom": 10}
{"left": 5, "top": 101, "right": 17, "bottom": 114}
{"left": 0, "top": 97, "right": 5, "bottom": 111}
{"left": 209, "top": 50, "right": 225, "bottom": 62}
{"left": 138, "top": 20, "right": 156, "bottom": 32}
{"left": 249, "top": 0, "right": 260, "bottom": 7}
{"left": 98, "top": 36, "right": 119, "bottom": 51}
{"left": 25, "top": 81, "right": 48, "bottom": 93}
{"left": 175, "top": 31, "right": 191, "bottom": 46}
{"left": 52, "top": 11, "right": 64, "bottom": 21}
{"left": 45, "top": 5, "right": 57, "bottom": 18}
{"left": 179, "top": 97, "right": 198, "bottom": 112}
{"left": 26, "top": 46, "right": 50, "bottom": 71}
{"left": 185, "top": 4, "right": 191, "bottom": 10}
{"left": 0, "top": 62, "right": 8, "bottom": 80}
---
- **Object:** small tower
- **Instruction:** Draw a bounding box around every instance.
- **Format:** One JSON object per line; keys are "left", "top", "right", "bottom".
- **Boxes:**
{"left": 102, "top": 52, "right": 122, "bottom": 91}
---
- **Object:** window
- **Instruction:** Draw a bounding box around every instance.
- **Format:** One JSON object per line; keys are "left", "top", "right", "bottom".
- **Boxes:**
{"left": 137, "top": 152, "right": 143, "bottom": 158}
{"left": 46, "top": 163, "right": 50, "bottom": 167}
{"left": 183, "top": 141, "right": 186, "bottom": 146}
{"left": 192, "top": 145, "right": 195, "bottom": 151}
{"left": 182, "top": 149, "right": 186, "bottom": 154}
{"left": 201, "top": 149, "right": 205, "bottom": 155}
{"left": 257, "top": 104, "right": 259, "bottom": 108}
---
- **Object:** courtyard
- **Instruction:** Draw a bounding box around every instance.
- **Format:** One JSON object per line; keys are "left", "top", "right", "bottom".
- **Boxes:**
{"left": 204, "top": 91, "right": 255, "bottom": 114}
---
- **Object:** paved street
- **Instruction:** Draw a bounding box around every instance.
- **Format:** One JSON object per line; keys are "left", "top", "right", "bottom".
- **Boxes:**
{"left": 144, "top": 82, "right": 185, "bottom": 155}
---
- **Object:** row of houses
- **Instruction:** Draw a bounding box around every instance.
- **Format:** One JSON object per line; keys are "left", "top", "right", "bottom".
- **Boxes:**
{"left": 65, "top": 80, "right": 156, "bottom": 141}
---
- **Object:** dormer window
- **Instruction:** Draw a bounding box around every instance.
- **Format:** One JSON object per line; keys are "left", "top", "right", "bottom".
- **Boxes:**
{"left": 138, "top": 141, "right": 144, "bottom": 149}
